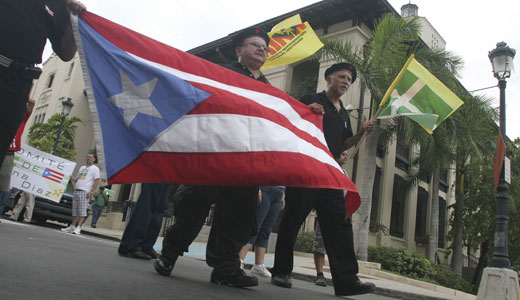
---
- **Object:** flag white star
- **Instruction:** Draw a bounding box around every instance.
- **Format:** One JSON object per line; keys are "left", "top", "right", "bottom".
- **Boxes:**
{"left": 108, "top": 70, "right": 162, "bottom": 128}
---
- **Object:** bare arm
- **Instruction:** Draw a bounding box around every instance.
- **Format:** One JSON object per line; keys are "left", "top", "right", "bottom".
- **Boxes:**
{"left": 54, "top": 0, "right": 87, "bottom": 61}
{"left": 26, "top": 99, "right": 35, "bottom": 114}
{"left": 342, "top": 115, "right": 376, "bottom": 150}
{"left": 87, "top": 178, "right": 100, "bottom": 198}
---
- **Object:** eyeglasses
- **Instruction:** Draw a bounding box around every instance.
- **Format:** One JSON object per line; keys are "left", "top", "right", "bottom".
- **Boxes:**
{"left": 242, "top": 42, "right": 271, "bottom": 53}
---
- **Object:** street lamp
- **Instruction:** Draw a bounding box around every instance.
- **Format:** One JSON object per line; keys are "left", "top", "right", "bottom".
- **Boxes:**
{"left": 488, "top": 42, "right": 515, "bottom": 268}
{"left": 51, "top": 98, "right": 74, "bottom": 155}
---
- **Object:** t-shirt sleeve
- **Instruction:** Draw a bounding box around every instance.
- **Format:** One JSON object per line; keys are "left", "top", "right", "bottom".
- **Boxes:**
{"left": 92, "top": 167, "right": 100, "bottom": 180}
{"left": 299, "top": 94, "right": 315, "bottom": 106}
{"left": 48, "top": 2, "right": 72, "bottom": 50}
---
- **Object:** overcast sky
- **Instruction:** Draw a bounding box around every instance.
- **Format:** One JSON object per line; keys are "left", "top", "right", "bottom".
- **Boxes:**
{"left": 43, "top": 0, "right": 520, "bottom": 139}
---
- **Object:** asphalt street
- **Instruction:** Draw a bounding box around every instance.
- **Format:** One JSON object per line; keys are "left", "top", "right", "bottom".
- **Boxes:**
{"left": 0, "top": 220, "right": 399, "bottom": 300}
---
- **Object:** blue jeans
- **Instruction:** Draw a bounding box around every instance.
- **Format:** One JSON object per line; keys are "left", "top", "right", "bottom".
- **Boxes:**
{"left": 249, "top": 186, "right": 284, "bottom": 248}
{"left": 119, "top": 183, "right": 172, "bottom": 253}
{"left": 91, "top": 205, "right": 103, "bottom": 226}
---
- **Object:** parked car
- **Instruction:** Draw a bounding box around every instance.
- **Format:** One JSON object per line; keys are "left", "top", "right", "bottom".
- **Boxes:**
{"left": 6, "top": 182, "right": 77, "bottom": 225}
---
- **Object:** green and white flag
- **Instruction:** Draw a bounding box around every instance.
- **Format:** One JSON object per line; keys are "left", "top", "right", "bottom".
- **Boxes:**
{"left": 378, "top": 55, "right": 463, "bottom": 134}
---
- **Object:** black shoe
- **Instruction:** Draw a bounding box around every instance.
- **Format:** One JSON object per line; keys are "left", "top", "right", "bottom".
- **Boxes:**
{"left": 119, "top": 250, "right": 152, "bottom": 260}
{"left": 335, "top": 281, "right": 375, "bottom": 296}
{"left": 91, "top": 224, "right": 96, "bottom": 228}
{"left": 271, "top": 273, "right": 292, "bottom": 288}
{"left": 315, "top": 274, "right": 327, "bottom": 287}
{"left": 154, "top": 255, "right": 177, "bottom": 277}
{"left": 210, "top": 269, "right": 258, "bottom": 287}
{"left": 144, "top": 249, "right": 159, "bottom": 259}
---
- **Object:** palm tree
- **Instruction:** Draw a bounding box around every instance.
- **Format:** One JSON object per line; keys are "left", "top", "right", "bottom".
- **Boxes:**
{"left": 448, "top": 93, "right": 496, "bottom": 273}
{"left": 320, "top": 13, "right": 468, "bottom": 261}
{"left": 28, "top": 113, "right": 82, "bottom": 160}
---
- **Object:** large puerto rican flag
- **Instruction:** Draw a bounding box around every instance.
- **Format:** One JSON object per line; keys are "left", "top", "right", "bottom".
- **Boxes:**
{"left": 72, "top": 12, "right": 361, "bottom": 216}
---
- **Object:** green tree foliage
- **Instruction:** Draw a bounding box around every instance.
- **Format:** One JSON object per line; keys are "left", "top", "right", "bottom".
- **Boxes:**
{"left": 368, "top": 245, "right": 475, "bottom": 294}
{"left": 27, "top": 113, "right": 82, "bottom": 160}
{"left": 507, "top": 138, "right": 520, "bottom": 272}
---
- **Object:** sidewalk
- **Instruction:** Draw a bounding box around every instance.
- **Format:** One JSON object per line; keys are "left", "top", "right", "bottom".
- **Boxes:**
{"left": 81, "top": 225, "right": 476, "bottom": 300}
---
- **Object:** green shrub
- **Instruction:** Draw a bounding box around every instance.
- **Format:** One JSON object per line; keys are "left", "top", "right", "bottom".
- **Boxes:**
{"left": 294, "top": 231, "right": 314, "bottom": 253}
{"left": 368, "top": 245, "right": 475, "bottom": 294}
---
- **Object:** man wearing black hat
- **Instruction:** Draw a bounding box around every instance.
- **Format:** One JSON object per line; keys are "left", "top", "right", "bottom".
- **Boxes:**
{"left": 270, "top": 63, "right": 377, "bottom": 296}
{"left": 154, "top": 27, "right": 271, "bottom": 288}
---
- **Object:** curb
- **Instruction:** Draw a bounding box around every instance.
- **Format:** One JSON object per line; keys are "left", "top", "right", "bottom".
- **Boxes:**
{"left": 81, "top": 229, "right": 471, "bottom": 300}
{"left": 81, "top": 229, "right": 122, "bottom": 242}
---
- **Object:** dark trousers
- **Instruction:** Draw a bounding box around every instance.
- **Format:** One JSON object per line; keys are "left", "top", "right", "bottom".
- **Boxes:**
{"left": 161, "top": 185, "right": 258, "bottom": 273}
{"left": 271, "top": 187, "right": 359, "bottom": 292}
{"left": 119, "top": 183, "right": 172, "bottom": 253}
{"left": 0, "top": 67, "right": 32, "bottom": 169}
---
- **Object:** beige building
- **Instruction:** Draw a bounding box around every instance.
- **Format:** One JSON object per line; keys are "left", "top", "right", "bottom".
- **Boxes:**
{"left": 22, "top": 52, "right": 132, "bottom": 216}
{"left": 23, "top": 0, "right": 474, "bottom": 268}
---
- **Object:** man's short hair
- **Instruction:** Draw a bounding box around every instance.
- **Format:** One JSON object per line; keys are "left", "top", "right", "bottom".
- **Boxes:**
{"left": 89, "top": 153, "right": 98, "bottom": 163}
{"left": 231, "top": 27, "right": 270, "bottom": 50}
{"left": 324, "top": 62, "right": 357, "bottom": 83}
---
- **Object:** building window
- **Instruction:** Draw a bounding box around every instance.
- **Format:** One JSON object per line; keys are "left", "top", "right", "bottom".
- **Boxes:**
{"left": 289, "top": 60, "right": 319, "bottom": 99}
{"left": 370, "top": 167, "right": 382, "bottom": 222}
{"left": 67, "top": 62, "right": 74, "bottom": 77}
{"left": 390, "top": 174, "right": 407, "bottom": 238}
{"left": 395, "top": 135, "right": 410, "bottom": 170}
{"left": 414, "top": 187, "right": 428, "bottom": 242}
{"left": 438, "top": 197, "right": 446, "bottom": 248}
{"left": 46, "top": 73, "right": 56, "bottom": 89}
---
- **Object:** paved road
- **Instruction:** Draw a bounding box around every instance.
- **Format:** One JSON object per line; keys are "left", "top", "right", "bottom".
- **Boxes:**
{"left": 0, "top": 220, "right": 399, "bottom": 300}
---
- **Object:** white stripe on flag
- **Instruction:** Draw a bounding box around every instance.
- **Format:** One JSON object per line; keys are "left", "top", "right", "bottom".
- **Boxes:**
{"left": 148, "top": 114, "right": 343, "bottom": 173}
{"left": 128, "top": 53, "right": 327, "bottom": 147}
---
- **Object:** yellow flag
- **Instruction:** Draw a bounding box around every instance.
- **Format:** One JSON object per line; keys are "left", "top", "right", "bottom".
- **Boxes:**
{"left": 261, "top": 14, "right": 324, "bottom": 71}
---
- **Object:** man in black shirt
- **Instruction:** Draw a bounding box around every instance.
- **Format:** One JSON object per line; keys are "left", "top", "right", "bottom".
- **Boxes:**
{"left": 154, "top": 28, "right": 270, "bottom": 288}
{"left": 0, "top": 0, "right": 85, "bottom": 168}
{"left": 270, "top": 63, "right": 377, "bottom": 296}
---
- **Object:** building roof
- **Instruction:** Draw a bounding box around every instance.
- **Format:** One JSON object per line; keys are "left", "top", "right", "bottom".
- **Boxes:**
{"left": 188, "top": 0, "right": 398, "bottom": 64}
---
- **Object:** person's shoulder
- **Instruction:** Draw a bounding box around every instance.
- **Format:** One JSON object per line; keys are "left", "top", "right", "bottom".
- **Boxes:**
{"left": 299, "top": 91, "right": 324, "bottom": 104}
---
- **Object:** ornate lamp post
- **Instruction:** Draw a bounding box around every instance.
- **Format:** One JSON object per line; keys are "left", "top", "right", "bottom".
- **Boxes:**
{"left": 488, "top": 42, "right": 515, "bottom": 268}
{"left": 477, "top": 41, "right": 518, "bottom": 300}
{"left": 51, "top": 98, "right": 74, "bottom": 155}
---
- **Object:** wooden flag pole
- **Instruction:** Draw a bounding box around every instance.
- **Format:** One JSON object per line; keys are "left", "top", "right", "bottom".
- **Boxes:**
{"left": 349, "top": 105, "right": 384, "bottom": 158}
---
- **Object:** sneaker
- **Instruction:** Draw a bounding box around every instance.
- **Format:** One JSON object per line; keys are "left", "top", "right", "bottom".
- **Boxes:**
{"left": 315, "top": 274, "right": 327, "bottom": 287}
{"left": 73, "top": 227, "right": 81, "bottom": 235}
{"left": 91, "top": 224, "right": 97, "bottom": 228}
{"left": 61, "top": 225, "right": 75, "bottom": 233}
{"left": 271, "top": 273, "right": 292, "bottom": 288}
{"left": 251, "top": 264, "right": 271, "bottom": 278}
{"left": 210, "top": 269, "right": 258, "bottom": 287}
{"left": 154, "top": 255, "right": 177, "bottom": 277}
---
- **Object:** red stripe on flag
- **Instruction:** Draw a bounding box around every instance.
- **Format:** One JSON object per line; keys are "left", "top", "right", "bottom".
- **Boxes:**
{"left": 48, "top": 169, "right": 65, "bottom": 177}
{"left": 108, "top": 151, "right": 361, "bottom": 216}
{"left": 80, "top": 12, "right": 320, "bottom": 128}
{"left": 45, "top": 177, "right": 62, "bottom": 184}
{"left": 187, "top": 87, "right": 330, "bottom": 156}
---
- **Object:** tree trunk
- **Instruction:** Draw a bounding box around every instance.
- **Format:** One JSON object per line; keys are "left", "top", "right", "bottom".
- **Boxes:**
{"left": 354, "top": 128, "right": 378, "bottom": 261}
{"left": 428, "top": 167, "right": 440, "bottom": 262}
{"left": 472, "top": 240, "right": 489, "bottom": 286}
{"left": 450, "top": 172, "right": 464, "bottom": 274}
